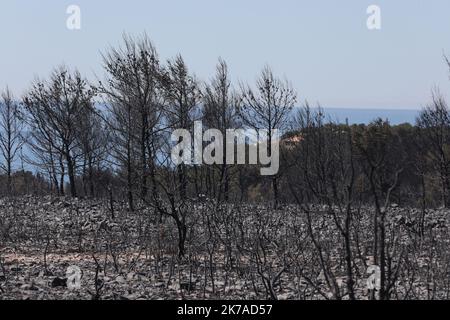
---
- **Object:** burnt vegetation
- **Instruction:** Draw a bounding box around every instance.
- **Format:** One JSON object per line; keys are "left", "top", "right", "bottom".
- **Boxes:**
{"left": 1, "top": 34, "right": 450, "bottom": 300}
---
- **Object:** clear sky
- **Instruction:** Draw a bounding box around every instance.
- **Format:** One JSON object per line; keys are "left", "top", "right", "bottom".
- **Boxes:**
{"left": 1, "top": 0, "right": 450, "bottom": 109}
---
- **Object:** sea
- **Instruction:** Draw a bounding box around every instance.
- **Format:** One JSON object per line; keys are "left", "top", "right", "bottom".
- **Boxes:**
{"left": 319, "top": 107, "right": 420, "bottom": 125}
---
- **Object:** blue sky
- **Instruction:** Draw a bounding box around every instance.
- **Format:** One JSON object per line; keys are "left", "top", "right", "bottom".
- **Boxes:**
{"left": 1, "top": 0, "right": 450, "bottom": 109}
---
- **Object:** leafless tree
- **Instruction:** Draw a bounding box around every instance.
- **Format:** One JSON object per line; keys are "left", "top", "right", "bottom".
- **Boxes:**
{"left": 161, "top": 54, "right": 201, "bottom": 200}
{"left": 75, "top": 106, "right": 109, "bottom": 197}
{"left": 143, "top": 54, "right": 202, "bottom": 258}
{"left": 0, "top": 88, "right": 25, "bottom": 195}
{"left": 288, "top": 104, "right": 357, "bottom": 299}
{"left": 23, "top": 66, "right": 95, "bottom": 197}
{"left": 416, "top": 89, "right": 450, "bottom": 208}
{"left": 203, "top": 58, "right": 238, "bottom": 202}
{"left": 99, "top": 33, "right": 163, "bottom": 209}
{"left": 354, "top": 118, "right": 405, "bottom": 300}
{"left": 238, "top": 66, "right": 297, "bottom": 208}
